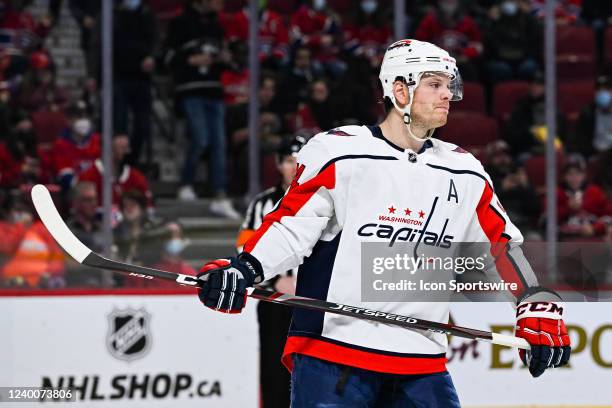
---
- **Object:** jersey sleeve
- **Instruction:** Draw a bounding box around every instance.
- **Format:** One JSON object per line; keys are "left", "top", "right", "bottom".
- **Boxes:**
{"left": 243, "top": 136, "right": 336, "bottom": 281}
{"left": 466, "top": 168, "right": 540, "bottom": 300}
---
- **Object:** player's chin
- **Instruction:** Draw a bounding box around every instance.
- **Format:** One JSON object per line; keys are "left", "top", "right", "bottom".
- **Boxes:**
{"left": 431, "top": 112, "right": 449, "bottom": 127}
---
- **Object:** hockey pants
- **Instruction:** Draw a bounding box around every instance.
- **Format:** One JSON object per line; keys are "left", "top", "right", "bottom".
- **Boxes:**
{"left": 290, "top": 354, "right": 460, "bottom": 407}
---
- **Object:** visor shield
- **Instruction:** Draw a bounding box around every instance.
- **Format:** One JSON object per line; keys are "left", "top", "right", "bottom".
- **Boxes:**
{"left": 450, "top": 71, "right": 463, "bottom": 101}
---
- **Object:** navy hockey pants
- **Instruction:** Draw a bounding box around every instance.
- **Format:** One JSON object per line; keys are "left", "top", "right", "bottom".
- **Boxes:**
{"left": 290, "top": 354, "right": 460, "bottom": 407}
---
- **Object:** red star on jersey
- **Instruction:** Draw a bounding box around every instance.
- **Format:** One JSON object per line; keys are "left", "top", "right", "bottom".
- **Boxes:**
{"left": 388, "top": 206, "right": 396, "bottom": 214}
{"left": 404, "top": 208, "right": 412, "bottom": 216}
{"left": 418, "top": 210, "right": 425, "bottom": 218}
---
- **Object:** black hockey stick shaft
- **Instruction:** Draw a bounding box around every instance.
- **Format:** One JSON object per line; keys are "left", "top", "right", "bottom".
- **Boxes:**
{"left": 31, "top": 184, "right": 529, "bottom": 350}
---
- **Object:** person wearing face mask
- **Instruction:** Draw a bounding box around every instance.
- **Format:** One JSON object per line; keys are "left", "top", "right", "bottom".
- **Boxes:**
{"left": 140, "top": 223, "right": 197, "bottom": 289}
{"left": 51, "top": 101, "right": 100, "bottom": 192}
{"left": 483, "top": 0, "right": 541, "bottom": 83}
{"left": 111, "top": 0, "right": 156, "bottom": 167}
{"left": 289, "top": 0, "right": 344, "bottom": 79}
{"left": 571, "top": 76, "right": 612, "bottom": 157}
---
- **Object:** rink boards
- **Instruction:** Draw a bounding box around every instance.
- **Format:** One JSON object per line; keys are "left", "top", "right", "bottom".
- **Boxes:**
{"left": 0, "top": 291, "right": 610, "bottom": 407}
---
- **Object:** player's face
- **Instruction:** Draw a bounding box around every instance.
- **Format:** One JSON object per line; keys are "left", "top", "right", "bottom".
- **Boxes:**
{"left": 278, "top": 155, "right": 298, "bottom": 186}
{"left": 411, "top": 74, "right": 452, "bottom": 129}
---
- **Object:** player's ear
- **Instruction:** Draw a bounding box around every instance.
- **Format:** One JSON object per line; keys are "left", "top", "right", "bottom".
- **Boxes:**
{"left": 392, "top": 80, "right": 410, "bottom": 107}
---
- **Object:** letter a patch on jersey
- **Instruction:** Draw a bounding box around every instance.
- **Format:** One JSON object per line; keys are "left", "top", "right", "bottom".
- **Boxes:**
{"left": 447, "top": 179, "right": 459, "bottom": 203}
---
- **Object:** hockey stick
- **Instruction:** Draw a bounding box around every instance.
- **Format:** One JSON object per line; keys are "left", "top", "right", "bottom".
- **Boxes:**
{"left": 31, "top": 184, "right": 529, "bottom": 350}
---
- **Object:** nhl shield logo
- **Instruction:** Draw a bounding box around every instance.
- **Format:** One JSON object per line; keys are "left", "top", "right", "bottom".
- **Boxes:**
{"left": 106, "top": 308, "right": 151, "bottom": 362}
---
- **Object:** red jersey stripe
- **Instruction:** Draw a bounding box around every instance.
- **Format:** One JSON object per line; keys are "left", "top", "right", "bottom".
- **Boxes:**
{"left": 282, "top": 336, "right": 447, "bottom": 375}
{"left": 244, "top": 163, "right": 336, "bottom": 253}
{"left": 475, "top": 182, "right": 525, "bottom": 296}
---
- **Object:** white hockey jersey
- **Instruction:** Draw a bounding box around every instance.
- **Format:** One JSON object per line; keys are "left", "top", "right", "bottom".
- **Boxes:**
{"left": 244, "top": 125, "right": 539, "bottom": 375}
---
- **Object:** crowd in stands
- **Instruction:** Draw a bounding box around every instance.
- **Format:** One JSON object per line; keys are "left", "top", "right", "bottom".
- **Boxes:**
{"left": 0, "top": 0, "right": 611, "bottom": 289}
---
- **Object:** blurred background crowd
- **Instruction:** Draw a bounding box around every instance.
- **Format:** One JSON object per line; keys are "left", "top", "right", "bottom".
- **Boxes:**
{"left": 0, "top": 0, "right": 611, "bottom": 290}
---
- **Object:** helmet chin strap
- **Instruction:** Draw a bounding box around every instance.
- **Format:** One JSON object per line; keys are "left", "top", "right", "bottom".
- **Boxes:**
{"left": 389, "top": 72, "right": 435, "bottom": 142}
{"left": 390, "top": 88, "right": 434, "bottom": 143}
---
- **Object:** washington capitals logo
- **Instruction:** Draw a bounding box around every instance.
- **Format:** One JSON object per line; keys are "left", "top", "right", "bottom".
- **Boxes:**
{"left": 107, "top": 308, "right": 151, "bottom": 362}
{"left": 326, "top": 128, "right": 355, "bottom": 137}
{"left": 387, "top": 39, "right": 412, "bottom": 51}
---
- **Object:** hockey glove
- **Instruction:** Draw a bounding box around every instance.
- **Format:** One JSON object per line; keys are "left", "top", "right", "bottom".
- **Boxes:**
{"left": 515, "top": 292, "right": 571, "bottom": 378}
{"left": 197, "top": 252, "right": 264, "bottom": 313}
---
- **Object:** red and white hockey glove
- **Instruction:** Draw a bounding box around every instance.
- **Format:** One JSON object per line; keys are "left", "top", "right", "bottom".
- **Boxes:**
{"left": 197, "top": 252, "right": 264, "bottom": 313}
{"left": 515, "top": 292, "right": 571, "bottom": 377}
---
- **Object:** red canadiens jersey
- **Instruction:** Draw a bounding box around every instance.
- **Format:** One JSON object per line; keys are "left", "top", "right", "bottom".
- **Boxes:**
{"left": 243, "top": 125, "right": 540, "bottom": 375}
{"left": 51, "top": 133, "right": 101, "bottom": 178}
{"left": 221, "top": 69, "right": 249, "bottom": 105}
{"left": 223, "top": 9, "right": 288, "bottom": 60}
{"left": 76, "top": 159, "right": 153, "bottom": 209}
{"left": 289, "top": 6, "right": 338, "bottom": 62}
{"left": 343, "top": 22, "right": 392, "bottom": 58}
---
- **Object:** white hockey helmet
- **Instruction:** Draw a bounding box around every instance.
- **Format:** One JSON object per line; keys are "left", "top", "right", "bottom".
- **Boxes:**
{"left": 379, "top": 39, "right": 463, "bottom": 125}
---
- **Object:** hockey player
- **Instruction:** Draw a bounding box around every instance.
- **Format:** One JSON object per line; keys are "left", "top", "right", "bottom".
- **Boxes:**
{"left": 236, "top": 136, "right": 305, "bottom": 408}
{"left": 197, "top": 39, "right": 571, "bottom": 406}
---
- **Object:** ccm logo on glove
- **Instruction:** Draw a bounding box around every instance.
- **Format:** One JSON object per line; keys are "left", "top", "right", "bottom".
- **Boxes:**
{"left": 515, "top": 299, "right": 571, "bottom": 378}
{"left": 516, "top": 301, "right": 564, "bottom": 318}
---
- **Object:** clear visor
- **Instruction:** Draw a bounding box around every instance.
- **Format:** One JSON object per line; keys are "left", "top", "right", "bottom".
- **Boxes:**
{"left": 420, "top": 70, "right": 463, "bottom": 101}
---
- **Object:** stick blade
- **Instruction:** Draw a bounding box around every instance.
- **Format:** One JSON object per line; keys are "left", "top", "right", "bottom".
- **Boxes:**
{"left": 31, "top": 184, "right": 91, "bottom": 263}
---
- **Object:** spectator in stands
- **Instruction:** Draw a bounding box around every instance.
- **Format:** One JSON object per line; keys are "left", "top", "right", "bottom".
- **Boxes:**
{"left": 150, "top": 223, "right": 195, "bottom": 287}
{"left": 76, "top": 133, "right": 153, "bottom": 215}
{"left": 530, "top": 0, "right": 581, "bottom": 26}
{"left": 165, "top": 0, "right": 239, "bottom": 219}
{"left": 343, "top": 0, "right": 392, "bottom": 69}
{"left": 484, "top": 140, "right": 540, "bottom": 233}
{"left": 1, "top": 196, "right": 65, "bottom": 288}
{"left": 113, "top": 189, "right": 164, "bottom": 268}
{"left": 65, "top": 181, "right": 105, "bottom": 286}
{"left": 571, "top": 76, "right": 612, "bottom": 157}
{"left": 294, "top": 78, "right": 335, "bottom": 133}
{"left": 289, "top": 0, "right": 344, "bottom": 79}
{"left": 414, "top": 0, "right": 483, "bottom": 80}
{"left": 0, "top": 80, "right": 11, "bottom": 136}
{"left": 0, "top": 190, "right": 27, "bottom": 271}
{"left": 0, "top": 0, "right": 51, "bottom": 62}
{"left": 123, "top": 222, "right": 195, "bottom": 288}
{"left": 223, "top": 0, "right": 289, "bottom": 70}
{"left": 483, "top": 0, "right": 541, "bottom": 83}
{"left": 0, "top": 112, "right": 50, "bottom": 188}
{"left": 580, "top": 0, "right": 612, "bottom": 65}
{"left": 556, "top": 161, "right": 610, "bottom": 240}
{"left": 67, "top": 0, "right": 100, "bottom": 78}
{"left": 226, "top": 73, "right": 283, "bottom": 193}
{"left": 112, "top": 0, "right": 156, "bottom": 167}
{"left": 221, "top": 41, "right": 249, "bottom": 106}
{"left": 503, "top": 71, "right": 566, "bottom": 157}
{"left": 277, "top": 46, "right": 317, "bottom": 115}
{"left": 18, "top": 51, "right": 68, "bottom": 113}
{"left": 51, "top": 101, "right": 100, "bottom": 192}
